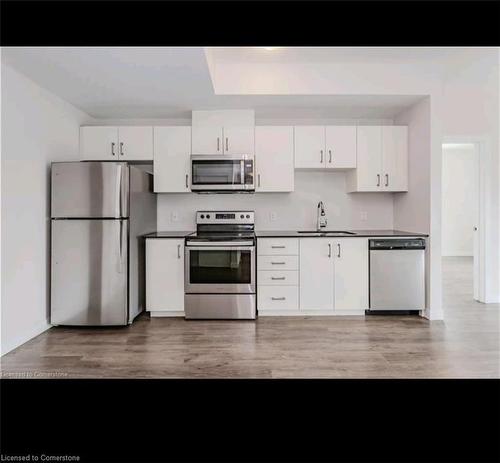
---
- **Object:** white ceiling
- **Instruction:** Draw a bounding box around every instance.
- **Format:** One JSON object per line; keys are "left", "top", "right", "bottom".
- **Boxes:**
{"left": 1, "top": 46, "right": 462, "bottom": 119}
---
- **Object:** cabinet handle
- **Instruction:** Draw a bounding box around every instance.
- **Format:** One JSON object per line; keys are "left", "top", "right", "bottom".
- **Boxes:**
{"left": 111, "top": 142, "right": 116, "bottom": 156}
{"left": 271, "top": 277, "right": 286, "bottom": 280}
{"left": 329, "top": 150, "right": 332, "bottom": 163}
{"left": 185, "top": 174, "right": 189, "bottom": 189}
{"left": 177, "top": 244, "right": 181, "bottom": 259}
{"left": 385, "top": 174, "right": 389, "bottom": 187}
{"left": 271, "top": 261, "right": 286, "bottom": 265}
{"left": 271, "top": 297, "right": 286, "bottom": 301}
{"left": 119, "top": 142, "right": 124, "bottom": 156}
{"left": 226, "top": 137, "right": 229, "bottom": 152}
{"left": 320, "top": 150, "right": 323, "bottom": 163}
{"left": 217, "top": 137, "right": 220, "bottom": 152}
{"left": 328, "top": 243, "right": 332, "bottom": 258}
{"left": 271, "top": 245, "right": 286, "bottom": 249}
{"left": 377, "top": 174, "right": 380, "bottom": 187}
{"left": 337, "top": 243, "right": 341, "bottom": 258}
{"left": 258, "top": 174, "right": 261, "bottom": 188}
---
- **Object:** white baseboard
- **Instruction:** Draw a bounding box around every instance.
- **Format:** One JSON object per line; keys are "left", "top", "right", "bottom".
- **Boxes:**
{"left": 149, "top": 311, "right": 185, "bottom": 318}
{"left": 258, "top": 310, "right": 365, "bottom": 316}
{"left": 1, "top": 321, "right": 52, "bottom": 356}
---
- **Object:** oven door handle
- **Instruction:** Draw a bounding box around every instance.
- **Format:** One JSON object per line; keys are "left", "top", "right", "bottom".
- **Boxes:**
{"left": 185, "top": 245, "right": 255, "bottom": 251}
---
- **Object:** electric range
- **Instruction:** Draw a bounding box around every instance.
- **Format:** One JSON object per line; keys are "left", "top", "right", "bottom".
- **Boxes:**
{"left": 184, "top": 211, "right": 256, "bottom": 319}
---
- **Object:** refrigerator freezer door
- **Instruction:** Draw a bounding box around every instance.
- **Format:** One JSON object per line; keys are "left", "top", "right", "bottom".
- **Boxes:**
{"left": 51, "top": 219, "right": 128, "bottom": 325}
{"left": 51, "top": 162, "right": 129, "bottom": 218}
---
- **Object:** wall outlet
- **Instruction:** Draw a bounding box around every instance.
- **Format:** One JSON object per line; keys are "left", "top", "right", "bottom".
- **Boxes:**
{"left": 270, "top": 211, "right": 277, "bottom": 222}
{"left": 360, "top": 211, "right": 368, "bottom": 221}
{"left": 171, "top": 211, "right": 179, "bottom": 222}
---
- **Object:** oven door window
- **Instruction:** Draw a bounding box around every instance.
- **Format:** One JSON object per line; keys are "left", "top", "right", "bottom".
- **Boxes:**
{"left": 192, "top": 160, "right": 242, "bottom": 185}
{"left": 189, "top": 249, "right": 251, "bottom": 284}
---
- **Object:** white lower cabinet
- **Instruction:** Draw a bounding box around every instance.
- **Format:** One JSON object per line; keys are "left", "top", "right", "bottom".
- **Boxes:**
{"left": 299, "top": 237, "right": 368, "bottom": 313}
{"left": 299, "top": 238, "right": 335, "bottom": 311}
{"left": 333, "top": 238, "right": 369, "bottom": 312}
{"left": 258, "top": 286, "right": 299, "bottom": 311}
{"left": 146, "top": 239, "right": 184, "bottom": 315}
{"left": 257, "top": 238, "right": 299, "bottom": 314}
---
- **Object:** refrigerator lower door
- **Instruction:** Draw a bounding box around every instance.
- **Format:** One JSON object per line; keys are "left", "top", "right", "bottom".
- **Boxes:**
{"left": 51, "top": 162, "right": 129, "bottom": 218}
{"left": 51, "top": 219, "right": 128, "bottom": 325}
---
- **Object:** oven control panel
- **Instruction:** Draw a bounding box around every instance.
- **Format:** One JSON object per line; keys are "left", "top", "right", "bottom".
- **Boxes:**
{"left": 196, "top": 211, "right": 255, "bottom": 225}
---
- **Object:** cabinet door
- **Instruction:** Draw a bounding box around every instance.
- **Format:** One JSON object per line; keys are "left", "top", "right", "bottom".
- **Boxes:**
{"left": 255, "top": 126, "right": 294, "bottom": 192}
{"left": 355, "top": 126, "right": 383, "bottom": 191}
{"left": 325, "top": 126, "right": 357, "bottom": 169}
{"left": 223, "top": 125, "right": 255, "bottom": 155}
{"left": 192, "top": 125, "right": 223, "bottom": 154}
{"left": 333, "top": 238, "right": 368, "bottom": 311}
{"left": 80, "top": 126, "right": 118, "bottom": 160}
{"left": 294, "top": 126, "right": 326, "bottom": 169}
{"left": 299, "top": 238, "right": 334, "bottom": 311}
{"left": 382, "top": 126, "right": 408, "bottom": 192}
{"left": 154, "top": 127, "right": 191, "bottom": 193}
{"left": 117, "top": 127, "right": 153, "bottom": 160}
{"left": 146, "top": 239, "right": 184, "bottom": 312}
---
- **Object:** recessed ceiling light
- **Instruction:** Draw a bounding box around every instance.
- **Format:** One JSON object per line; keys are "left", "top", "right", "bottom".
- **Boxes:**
{"left": 262, "top": 47, "right": 280, "bottom": 51}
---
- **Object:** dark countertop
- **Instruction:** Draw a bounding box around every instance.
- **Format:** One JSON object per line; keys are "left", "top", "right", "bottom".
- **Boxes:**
{"left": 255, "top": 229, "right": 429, "bottom": 238}
{"left": 143, "top": 231, "right": 195, "bottom": 239}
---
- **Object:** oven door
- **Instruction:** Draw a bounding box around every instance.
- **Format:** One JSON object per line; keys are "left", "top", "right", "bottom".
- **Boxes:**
{"left": 191, "top": 155, "right": 254, "bottom": 191}
{"left": 185, "top": 245, "right": 255, "bottom": 294}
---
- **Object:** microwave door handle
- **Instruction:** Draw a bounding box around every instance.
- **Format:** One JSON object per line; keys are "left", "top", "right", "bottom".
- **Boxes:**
{"left": 240, "top": 160, "right": 245, "bottom": 185}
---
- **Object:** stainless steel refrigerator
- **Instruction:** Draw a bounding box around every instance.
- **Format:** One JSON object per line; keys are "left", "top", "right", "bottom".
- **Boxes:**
{"left": 50, "top": 162, "right": 157, "bottom": 326}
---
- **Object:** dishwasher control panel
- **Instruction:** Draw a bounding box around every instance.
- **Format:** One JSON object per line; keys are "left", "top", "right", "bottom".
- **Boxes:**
{"left": 369, "top": 239, "right": 426, "bottom": 250}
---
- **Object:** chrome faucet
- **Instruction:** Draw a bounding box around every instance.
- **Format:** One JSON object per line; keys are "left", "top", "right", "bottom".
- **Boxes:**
{"left": 317, "top": 201, "right": 327, "bottom": 230}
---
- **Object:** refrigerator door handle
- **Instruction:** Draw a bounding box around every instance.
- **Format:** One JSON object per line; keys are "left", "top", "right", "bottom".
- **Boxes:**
{"left": 118, "top": 220, "right": 126, "bottom": 273}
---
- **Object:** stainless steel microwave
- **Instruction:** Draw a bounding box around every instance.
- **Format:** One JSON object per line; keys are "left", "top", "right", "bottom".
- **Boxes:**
{"left": 190, "top": 154, "right": 255, "bottom": 192}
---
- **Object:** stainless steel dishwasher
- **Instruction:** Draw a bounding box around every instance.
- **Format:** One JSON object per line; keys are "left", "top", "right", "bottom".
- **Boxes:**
{"left": 368, "top": 238, "right": 426, "bottom": 312}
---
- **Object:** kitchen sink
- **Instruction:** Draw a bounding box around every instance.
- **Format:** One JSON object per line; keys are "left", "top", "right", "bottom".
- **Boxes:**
{"left": 298, "top": 230, "right": 357, "bottom": 235}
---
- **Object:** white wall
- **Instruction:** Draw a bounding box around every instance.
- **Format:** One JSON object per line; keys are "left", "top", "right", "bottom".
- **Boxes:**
{"left": 441, "top": 48, "right": 499, "bottom": 302}
{"left": 441, "top": 144, "right": 477, "bottom": 256}
{"left": 157, "top": 171, "right": 394, "bottom": 231}
{"left": 1, "top": 63, "right": 88, "bottom": 355}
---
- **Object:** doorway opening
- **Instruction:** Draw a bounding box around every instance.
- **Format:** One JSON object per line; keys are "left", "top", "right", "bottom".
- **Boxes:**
{"left": 441, "top": 142, "right": 481, "bottom": 309}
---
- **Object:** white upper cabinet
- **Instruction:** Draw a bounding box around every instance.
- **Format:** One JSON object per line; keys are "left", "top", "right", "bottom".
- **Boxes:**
{"left": 153, "top": 127, "right": 191, "bottom": 193}
{"left": 333, "top": 238, "right": 368, "bottom": 311}
{"left": 299, "top": 238, "right": 334, "bottom": 311}
{"left": 295, "top": 125, "right": 357, "bottom": 169}
{"left": 117, "top": 127, "right": 153, "bottom": 160}
{"left": 191, "top": 125, "right": 224, "bottom": 154}
{"left": 80, "top": 127, "right": 119, "bottom": 160}
{"left": 255, "top": 126, "right": 294, "bottom": 192}
{"left": 192, "top": 110, "right": 255, "bottom": 155}
{"left": 222, "top": 125, "right": 255, "bottom": 155}
{"left": 382, "top": 126, "right": 408, "bottom": 191}
{"left": 80, "top": 126, "right": 153, "bottom": 161}
{"left": 346, "top": 125, "right": 408, "bottom": 192}
{"left": 294, "top": 126, "right": 325, "bottom": 169}
{"left": 325, "top": 126, "right": 357, "bottom": 169}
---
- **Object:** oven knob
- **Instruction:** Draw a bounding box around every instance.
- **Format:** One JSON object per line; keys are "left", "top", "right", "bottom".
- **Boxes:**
{"left": 240, "top": 214, "right": 244, "bottom": 219}
{"left": 206, "top": 214, "right": 210, "bottom": 219}
{"left": 200, "top": 214, "right": 205, "bottom": 219}
{"left": 246, "top": 214, "right": 250, "bottom": 219}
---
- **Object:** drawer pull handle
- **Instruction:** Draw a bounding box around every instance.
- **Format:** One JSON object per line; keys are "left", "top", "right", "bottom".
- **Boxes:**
{"left": 271, "top": 262, "right": 286, "bottom": 265}
{"left": 271, "top": 245, "right": 286, "bottom": 249}
{"left": 271, "top": 277, "right": 286, "bottom": 280}
{"left": 271, "top": 297, "right": 286, "bottom": 301}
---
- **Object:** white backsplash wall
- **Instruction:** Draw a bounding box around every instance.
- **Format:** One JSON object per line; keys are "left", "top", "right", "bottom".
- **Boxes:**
{"left": 157, "top": 171, "right": 394, "bottom": 231}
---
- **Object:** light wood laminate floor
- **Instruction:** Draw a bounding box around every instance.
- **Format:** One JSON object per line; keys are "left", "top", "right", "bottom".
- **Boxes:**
{"left": 1, "top": 257, "right": 499, "bottom": 378}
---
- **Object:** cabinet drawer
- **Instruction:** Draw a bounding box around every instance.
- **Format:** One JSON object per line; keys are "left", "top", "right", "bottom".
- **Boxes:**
{"left": 258, "top": 238, "right": 299, "bottom": 256}
{"left": 258, "top": 270, "right": 299, "bottom": 286}
{"left": 258, "top": 255, "right": 299, "bottom": 270}
{"left": 258, "top": 286, "right": 299, "bottom": 311}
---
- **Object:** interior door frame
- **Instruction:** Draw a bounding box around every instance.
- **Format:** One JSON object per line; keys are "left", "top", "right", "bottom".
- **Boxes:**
{"left": 442, "top": 136, "right": 488, "bottom": 303}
